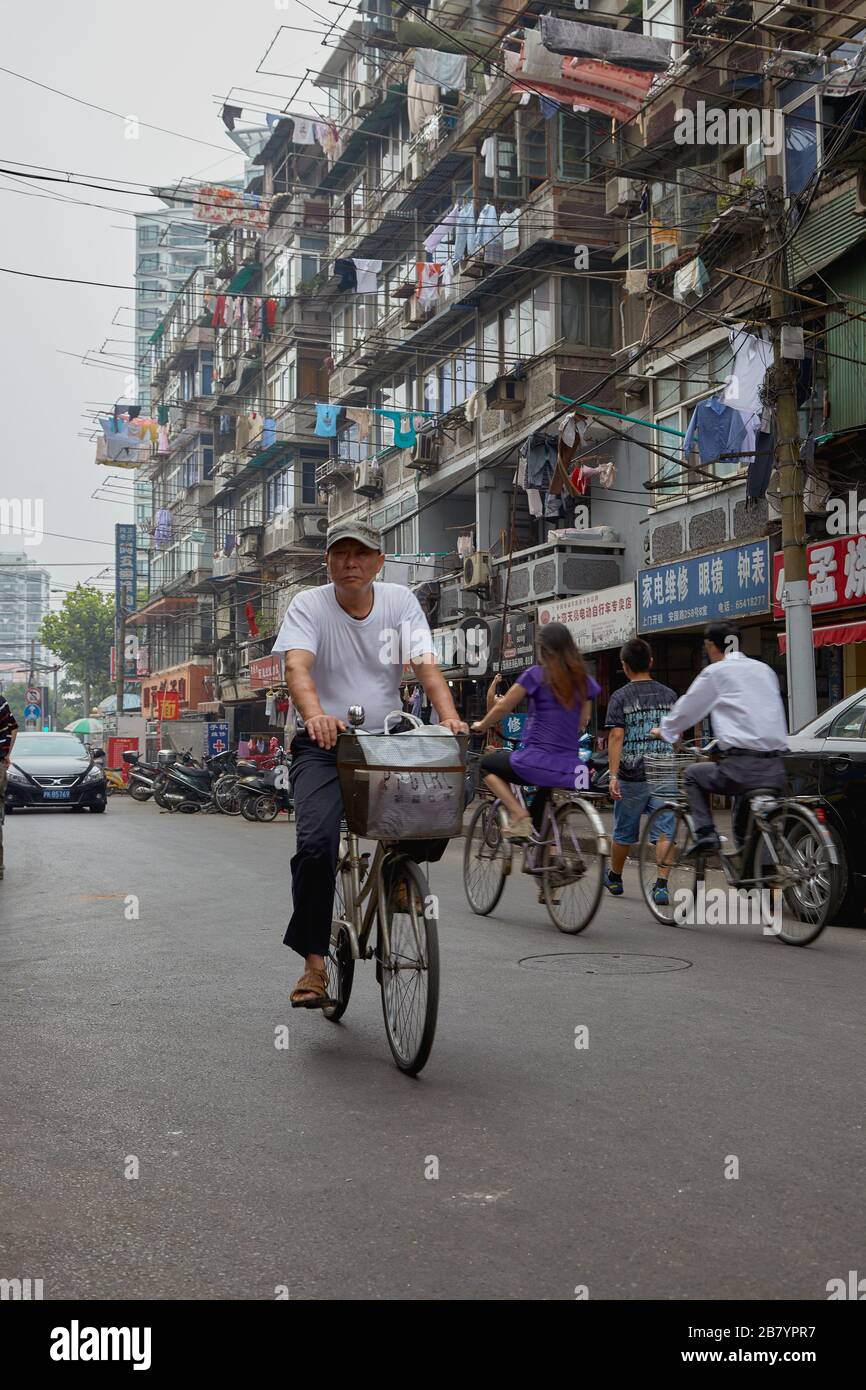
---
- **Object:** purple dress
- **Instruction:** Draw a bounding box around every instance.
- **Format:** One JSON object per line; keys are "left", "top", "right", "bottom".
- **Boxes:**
{"left": 509, "top": 664, "right": 601, "bottom": 788}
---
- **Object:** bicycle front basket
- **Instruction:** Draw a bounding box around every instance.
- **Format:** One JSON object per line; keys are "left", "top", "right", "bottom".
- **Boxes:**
{"left": 336, "top": 731, "right": 468, "bottom": 840}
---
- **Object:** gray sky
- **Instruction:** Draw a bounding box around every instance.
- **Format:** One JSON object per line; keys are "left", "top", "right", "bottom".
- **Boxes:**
{"left": 0, "top": 0, "right": 336, "bottom": 612}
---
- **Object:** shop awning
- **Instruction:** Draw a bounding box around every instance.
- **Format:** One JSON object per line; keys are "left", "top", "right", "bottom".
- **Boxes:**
{"left": 778, "top": 620, "right": 866, "bottom": 653}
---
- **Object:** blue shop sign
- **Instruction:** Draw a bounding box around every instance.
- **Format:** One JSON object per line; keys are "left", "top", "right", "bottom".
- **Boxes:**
{"left": 206, "top": 722, "right": 229, "bottom": 756}
{"left": 501, "top": 713, "right": 527, "bottom": 741}
{"left": 638, "top": 539, "right": 770, "bottom": 633}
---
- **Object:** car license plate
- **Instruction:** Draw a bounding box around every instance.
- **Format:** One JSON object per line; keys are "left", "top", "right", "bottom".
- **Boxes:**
{"left": 43, "top": 789, "right": 71, "bottom": 800}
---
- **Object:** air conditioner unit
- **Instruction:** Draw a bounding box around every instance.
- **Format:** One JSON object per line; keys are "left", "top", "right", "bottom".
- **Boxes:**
{"left": 605, "top": 177, "right": 641, "bottom": 218}
{"left": 485, "top": 376, "right": 526, "bottom": 412}
{"left": 239, "top": 529, "right": 261, "bottom": 558}
{"left": 406, "top": 431, "right": 438, "bottom": 470}
{"left": 353, "top": 84, "right": 381, "bottom": 113}
{"left": 297, "top": 513, "right": 328, "bottom": 542}
{"left": 353, "top": 460, "right": 382, "bottom": 496}
{"left": 462, "top": 551, "right": 491, "bottom": 592}
{"left": 408, "top": 152, "right": 426, "bottom": 183}
{"left": 216, "top": 650, "right": 235, "bottom": 678}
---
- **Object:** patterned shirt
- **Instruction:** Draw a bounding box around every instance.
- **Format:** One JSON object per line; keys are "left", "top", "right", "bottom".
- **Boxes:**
{"left": 0, "top": 696, "right": 19, "bottom": 759}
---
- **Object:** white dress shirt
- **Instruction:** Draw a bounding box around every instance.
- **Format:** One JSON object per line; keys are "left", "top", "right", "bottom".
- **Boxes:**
{"left": 659, "top": 651, "right": 789, "bottom": 751}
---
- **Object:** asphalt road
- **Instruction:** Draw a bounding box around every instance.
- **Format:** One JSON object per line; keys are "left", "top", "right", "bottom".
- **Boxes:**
{"left": 1, "top": 796, "right": 864, "bottom": 1301}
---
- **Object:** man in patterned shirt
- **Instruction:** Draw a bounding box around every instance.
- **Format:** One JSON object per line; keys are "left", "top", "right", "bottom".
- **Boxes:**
{"left": 0, "top": 692, "right": 19, "bottom": 879}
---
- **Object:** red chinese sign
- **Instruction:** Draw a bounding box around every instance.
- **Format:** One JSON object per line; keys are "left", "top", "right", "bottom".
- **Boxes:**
{"left": 155, "top": 692, "right": 180, "bottom": 722}
{"left": 249, "top": 653, "right": 284, "bottom": 690}
{"left": 107, "top": 736, "right": 139, "bottom": 782}
{"left": 773, "top": 536, "right": 866, "bottom": 619}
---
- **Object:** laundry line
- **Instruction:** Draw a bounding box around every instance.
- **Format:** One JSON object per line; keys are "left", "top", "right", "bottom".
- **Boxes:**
{"left": 554, "top": 395, "right": 686, "bottom": 437}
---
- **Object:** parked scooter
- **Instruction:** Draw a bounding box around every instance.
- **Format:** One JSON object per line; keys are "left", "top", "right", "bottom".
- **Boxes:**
{"left": 122, "top": 749, "right": 162, "bottom": 803}
{"left": 235, "top": 750, "right": 293, "bottom": 822}
{"left": 155, "top": 749, "right": 218, "bottom": 812}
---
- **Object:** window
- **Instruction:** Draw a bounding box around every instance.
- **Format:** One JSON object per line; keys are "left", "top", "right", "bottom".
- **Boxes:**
{"left": 557, "top": 111, "right": 609, "bottom": 182}
{"left": 237, "top": 486, "right": 262, "bottom": 529}
{"left": 628, "top": 213, "right": 649, "bottom": 270}
{"left": 215, "top": 501, "right": 235, "bottom": 550}
{"left": 138, "top": 224, "right": 159, "bottom": 243}
{"left": 561, "top": 278, "right": 613, "bottom": 348}
{"left": 829, "top": 695, "right": 866, "bottom": 739}
{"left": 784, "top": 90, "right": 819, "bottom": 197}
{"left": 266, "top": 468, "right": 292, "bottom": 517}
{"left": 267, "top": 355, "right": 296, "bottom": 414}
{"left": 478, "top": 133, "right": 521, "bottom": 200}
{"left": 138, "top": 254, "right": 159, "bottom": 271}
{"left": 482, "top": 317, "right": 499, "bottom": 384}
{"left": 649, "top": 341, "right": 742, "bottom": 496}
{"left": 520, "top": 111, "right": 547, "bottom": 191}
{"left": 644, "top": 0, "right": 681, "bottom": 55}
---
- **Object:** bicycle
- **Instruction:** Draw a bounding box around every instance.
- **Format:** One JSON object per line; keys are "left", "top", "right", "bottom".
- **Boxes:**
{"left": 462, "top": 737, "right": 608, "bottom": 934}
{"left": 324, "top": 706, "right": 467, "bottom": 1076}
{"left": 637, "top": 741, "right": 838, "bottom": 945}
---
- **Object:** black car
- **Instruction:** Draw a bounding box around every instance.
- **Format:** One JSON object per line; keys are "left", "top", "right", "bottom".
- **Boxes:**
{"left": 4, "top": 732, "right": 107, "bottom": 813}
{"left": 786, "top": 688, "right": 866, "bottom": 923}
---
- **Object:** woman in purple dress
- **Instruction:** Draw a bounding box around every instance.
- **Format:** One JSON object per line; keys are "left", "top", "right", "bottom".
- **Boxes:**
{"left": 470, "top": 623, "right": 600, "bottom": 840}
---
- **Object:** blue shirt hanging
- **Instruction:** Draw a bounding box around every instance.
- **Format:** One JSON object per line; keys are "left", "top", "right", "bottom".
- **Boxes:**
{"left": 315, "top": 404, "right": 341, "bottom": 437}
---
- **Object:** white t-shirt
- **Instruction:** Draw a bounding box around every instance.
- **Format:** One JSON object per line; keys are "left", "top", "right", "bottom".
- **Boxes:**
{"left": 272, "top": 582, "right": 434, "bottom": 732}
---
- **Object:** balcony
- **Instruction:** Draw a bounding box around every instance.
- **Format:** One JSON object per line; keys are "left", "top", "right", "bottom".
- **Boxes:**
{"left": 263, "top": 507, "right": 328, "bottom": 557}
{"left": 316, "top": 456, "right": 355, "bottom": 489}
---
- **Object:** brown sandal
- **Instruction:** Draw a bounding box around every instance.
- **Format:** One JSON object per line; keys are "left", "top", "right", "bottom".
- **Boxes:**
{"left": 291, "top": 966, "right": 331, "bottom": 1009}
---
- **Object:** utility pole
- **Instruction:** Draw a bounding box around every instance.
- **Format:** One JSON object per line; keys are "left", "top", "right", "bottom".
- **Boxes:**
{"left": 116, "top": 608, "right": 126, "bottom": 730}
{"left": 765, "top": 183, "right": 817, "bottom": 732}
{"left": 53, "top": 663, "right": 60, "bottom": 731}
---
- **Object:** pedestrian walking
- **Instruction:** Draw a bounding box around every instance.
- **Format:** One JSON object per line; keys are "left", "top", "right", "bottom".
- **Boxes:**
{"left": 603, "top": 638, "right": 678, "bottom": 905}
{"left": 0, "top": 692, "right": 20, "bottom": 881}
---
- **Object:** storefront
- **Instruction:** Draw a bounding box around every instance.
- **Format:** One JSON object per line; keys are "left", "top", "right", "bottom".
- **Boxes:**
{"left": 538, "top": 581, "right": 636, "bottom": 727}
{"left": 637, "top": 539, "right": 774, "bottom": 702}
{"left": 774, "top": 536, "right": 866, "bottom": 707}
{"left": 141, "top": 662, "right": 213, "bottom": 718}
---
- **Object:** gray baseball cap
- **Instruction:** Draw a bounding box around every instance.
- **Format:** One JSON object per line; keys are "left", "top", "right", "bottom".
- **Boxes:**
{"left": 326, "top": 519, "right": 382, "bottom": 552}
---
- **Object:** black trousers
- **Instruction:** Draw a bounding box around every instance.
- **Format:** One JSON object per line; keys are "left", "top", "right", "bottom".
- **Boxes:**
{"left": 683, "top": 753, "right": 787, "bottom": 846}
{"left": 480, "top": 749, "right": 551, "bottom": 832}
{"left": 284, "top": 734, "right": 449, "bottom": 959}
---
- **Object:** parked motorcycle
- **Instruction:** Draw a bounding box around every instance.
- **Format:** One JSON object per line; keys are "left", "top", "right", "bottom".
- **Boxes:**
{"left": 235, "top": 751, "right": 293, "bottom": 823}
{"left": 154, "top": 749, "right": 219, "bottom": 813}
{"left": 122, "top": 749, "right": 162, "bottom": 803}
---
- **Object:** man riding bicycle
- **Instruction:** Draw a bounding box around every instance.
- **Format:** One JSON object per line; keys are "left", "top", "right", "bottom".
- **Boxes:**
{"left": 652, "top": 622, "right": 789, "bottom": 856}
{"left": 272, "top": 520, "right": 467, "bottom": 1008}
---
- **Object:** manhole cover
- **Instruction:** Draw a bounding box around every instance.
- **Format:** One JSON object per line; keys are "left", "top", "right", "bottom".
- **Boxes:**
{"left": 518, "top": 953, "right": 692, "bottom": 976}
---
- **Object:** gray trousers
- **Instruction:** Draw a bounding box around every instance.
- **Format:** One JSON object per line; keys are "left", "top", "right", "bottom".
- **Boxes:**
{"left": 683, "top": 753, "right": 787, "bottom": 846}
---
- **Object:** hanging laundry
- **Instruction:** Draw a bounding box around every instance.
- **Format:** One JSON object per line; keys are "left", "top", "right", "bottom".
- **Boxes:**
{"left": 543, "top": 491, "right": 565, "bottom": 519}
{"left": 598, "top": 461, "right": 616, "bottom": 489}
{"left": 351, "top": 258, "right": 382, "bottom": 294}
{"left": 315, "top": 404, "right": 341, "bottom": 437}
{"left": 379, "top": 410, "right": 418, "bottom": 449}
{"left": 526, "top": 489, "right": 544, "bottom": 518}
{"left": 345, "top": 406, "right": 371, "bottom": 442}
{"left": 425, "top": 202, "right": 459, "bottom": 255}
{"left": 503, "top": 47, "right": 654, "bottom": 125}
{"left": 291, "top": 116, "right": 316, "bottom": 146}
{"left": 416, "top": 261, "right": 445, "bottom": 308}
{"left": 722, "top": 324, "right": 773, "bottom": 417}
{"left": 414, "top": 49, "right": 468, "bottom": 94}
{"left": 223, "top": 534, "right": 237, "bottom": 557}
{"left": 266, "top": 298, "right": 278, "bottom": 333}
{"left": 245, "top": 602, "right": 259, "bottom": 637}
{"left": 499, "top": 207, "right": 520, "bottom": 253}
{"left": 452, "top": 200, "right": 477, "bottom": 261}
{"left": 262, "top": 418, "right": 276, "bottom": 449}
{"left": 154, "top": 509, "right": 173, "bottom": 549}
{"left": 464, "top": 387, "right": 485, "bottom": 423}
{"left": 683, "top": 398, "right": 755, "bottom": 468}
{"left": 747, "top": 430, "right": 775, "bottom": 503}
{"left": 407, "top": 70, "right": 439, "bottom": 135}
{"left": 475, "top": 203, "right": 501, "bottom": 259}
{"left": 673, "top": 255, "right": 709, "bottom": 302}
{"left": 211, "top": 294, "right": 227, "bottom": 329}
{"left": 540, "top": 96, "right": 559, "bottom": 119}
{"left": 221, "top": 104, "right": 244, "bottom": 131}
{"left": 624, "top": 269, "right": 649, "bottom": 295}
{"left": 523, "top": 431, "right": 557, "bottom": 489}
{"left": 334, "top": 258, "right": 357, "bottom": 292}
{"left": 157, "top": 426, "right": 170, "bottom": 455}
{"left": 522, "top": 26, "right": 567, "bottom": 83}
{"left": 156, "top": 404, "right": 170, "bottom": 426}
{"left": 537, "top": 15, "right": 672, "bottom": 72}
{"left": 480, "top": 137, "right": 496, "bottom": 179}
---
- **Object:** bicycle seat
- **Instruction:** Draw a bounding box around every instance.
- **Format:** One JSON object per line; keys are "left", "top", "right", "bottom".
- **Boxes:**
{"left": 747, "top": 787, "right": 783, "bottom": 799}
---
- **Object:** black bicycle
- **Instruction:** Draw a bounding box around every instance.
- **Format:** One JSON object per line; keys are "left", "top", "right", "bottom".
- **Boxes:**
{"left": 637, "top": 741, "right": 838, "bottom": 945}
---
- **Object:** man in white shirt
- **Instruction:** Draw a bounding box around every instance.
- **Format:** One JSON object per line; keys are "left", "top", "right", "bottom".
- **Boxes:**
{"left": 655, "top": 622, "right": 789, "bottom": 854}
{"left": 272, "top": 519, "right": 466, "bottom": 1007}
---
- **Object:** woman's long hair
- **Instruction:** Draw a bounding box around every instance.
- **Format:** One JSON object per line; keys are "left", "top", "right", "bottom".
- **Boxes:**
{"left": 538, "top": 623, "right": 588, "bottom": 709}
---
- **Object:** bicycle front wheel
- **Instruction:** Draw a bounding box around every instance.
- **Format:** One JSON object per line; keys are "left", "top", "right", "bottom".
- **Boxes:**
{"left": 540, "top": 800, "right": 605, "bottom": 934}
{"left": 214, "top": 775, "right": 241, "bottom": 815}
{"left": 639, "top": 804, "right": 696, "bottom": 925}
{"left": 755, "top": 804, "right": 833, "bottom": 945}
{"left": 379, "top": 858, "right": 438, "bottom": 1076}
{"left": 463, "top": 800, "right": 509, "bottom": 915}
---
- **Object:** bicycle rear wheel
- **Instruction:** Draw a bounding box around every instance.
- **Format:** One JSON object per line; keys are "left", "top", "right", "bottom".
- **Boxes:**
{"left": 463, "top": 800, "right": 509, "bottom": 915}
{"left": 639, "top": 805, "right": 696, "bottom": 925}
{"left": 379, "top": 859, "right": 438, "bottom": 1076}
{"left": 214, "top": 775, "right": 241, "bottom": 815}
{"left": 755, "top": 805, "right": 832, "bottom": 945}
{"left": 540, "top": 801, "right": 605, "bottom": 934}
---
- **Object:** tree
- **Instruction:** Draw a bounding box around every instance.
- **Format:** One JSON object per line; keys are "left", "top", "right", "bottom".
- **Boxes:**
{"left": 40, "top": 586, "right": 115, "bottom": 715}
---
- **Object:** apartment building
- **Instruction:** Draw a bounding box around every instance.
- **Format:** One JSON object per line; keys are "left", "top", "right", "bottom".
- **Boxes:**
{"left": 0, "top": 552, "right": 51, "bottom": 671}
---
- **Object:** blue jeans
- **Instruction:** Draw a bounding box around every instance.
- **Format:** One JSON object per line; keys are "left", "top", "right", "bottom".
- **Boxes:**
{"left": 612, "top": 777, "right": 675, "bottom": 846}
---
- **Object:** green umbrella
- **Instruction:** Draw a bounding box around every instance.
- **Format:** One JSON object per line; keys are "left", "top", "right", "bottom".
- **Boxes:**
{"left": 65, "top": 718, "right": 105, "bottom": 735}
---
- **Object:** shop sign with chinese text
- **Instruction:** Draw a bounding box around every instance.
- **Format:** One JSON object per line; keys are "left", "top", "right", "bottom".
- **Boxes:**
{"left": 538, "top": 583, "right": 635, "bottom": 653}
{"left": 773, "top": 536, "right": 866, "bottom": 618}
{"left": 638, "top": 540, "right": 770, "bottom": 633}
